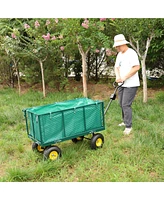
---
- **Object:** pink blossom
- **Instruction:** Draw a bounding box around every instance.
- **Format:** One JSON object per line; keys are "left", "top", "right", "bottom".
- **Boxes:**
{"left": 106, "top": 48, "right": 112, "bottom": 56}
{"left": 82, "top": 23, "right": 89, "bottom": 29}
{"left": 111, "top": 18, "right": 115, "bottom": 21}
{"left": 100, "top": 18, "right": 106, "bottom": 21}
{"left": 42, "top": 33, "right": 50, "bottom": 40}
{"left": 24, "top": 23, "right": 30, "bottom": 29}
{"left": 60, "top": 46, "right": 64, "bottom": 51}
{"left": 46, "top": 20, "right": 50, "bottom": 25}
{"left": 82, "top": 18, "right": 89, "bottom": 29}
{"left": 84, "top": 18, "right": 89, "bottom": 24}
{"left": 95, "top": 49, "right": 100, "bottom": 53}
{"left": 35, "top": 20, "right": 40, "bottom": 28}
{"left": 55, "top": 18, "right": 58, "bottom": 23}
{"left": 11, "top": 33, "right": 16, "bottom": 39}
{"left": 51, "top": 36, "right": 56, "bottom": 40}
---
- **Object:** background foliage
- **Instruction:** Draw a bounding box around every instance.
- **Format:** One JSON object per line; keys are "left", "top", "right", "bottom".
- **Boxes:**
{"left": 0, "top": 18, "right": 164, "bottom": 94}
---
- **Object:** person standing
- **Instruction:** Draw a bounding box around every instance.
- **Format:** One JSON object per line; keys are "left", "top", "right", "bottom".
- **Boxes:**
{"left": 113, "top": 34, "right": 140, "bottom": 135}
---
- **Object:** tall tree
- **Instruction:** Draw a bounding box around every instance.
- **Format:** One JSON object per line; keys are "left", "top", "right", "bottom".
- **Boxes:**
{"left": 55, "top": 18, "right": 110, "bottom": 97}
{"left": 17, "top": 19, "right": 62, "bottom": 97}
{"left": 0, "top": 23, "right": 24, "bottom": 95}
{"left": 111, "top": 18, "right": 164, "bottom": 102}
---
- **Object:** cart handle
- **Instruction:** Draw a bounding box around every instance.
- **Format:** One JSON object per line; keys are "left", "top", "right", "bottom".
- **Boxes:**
{"left": 104, "top": 81, "right": 124, "bottom": 115}
{"left": 113, "top": 81, "right": 124, "bottom": 88}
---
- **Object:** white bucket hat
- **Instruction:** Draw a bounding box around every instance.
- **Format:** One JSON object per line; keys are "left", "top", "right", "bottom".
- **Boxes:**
{"left": 113, "top": 34, "right": 129, "bottom": 47}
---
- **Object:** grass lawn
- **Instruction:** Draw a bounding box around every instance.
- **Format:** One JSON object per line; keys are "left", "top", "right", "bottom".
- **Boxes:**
{"left": 0, "top": 83, "right": 163, "bottom": 183}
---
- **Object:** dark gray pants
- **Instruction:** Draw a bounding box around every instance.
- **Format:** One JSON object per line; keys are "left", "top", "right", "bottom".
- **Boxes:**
{"left": 118, "top": 87, "right": 138, "bottom": 128}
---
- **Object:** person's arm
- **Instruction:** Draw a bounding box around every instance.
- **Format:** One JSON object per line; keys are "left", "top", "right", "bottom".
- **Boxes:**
{"left": 115, "top": 66, "right": 122, "bottom": 83}
{"left": 121, "top": 65, "right": 140, "bottom": 82}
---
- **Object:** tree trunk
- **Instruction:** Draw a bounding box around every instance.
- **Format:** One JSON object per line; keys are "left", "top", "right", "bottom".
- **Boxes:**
{"left": 77, "top": 41, "right": 90, "bottom": 97}
{"left": 129, "top": 35, "right": 153, "bottom": 103}
{"left": 141, "top": 59, "right": 147, "bottom": 103}
{"left": 141, "top": 36, "right": 153, "bottom": 103}
{"left": 95, "top": 54, "right": 98, "bottom": 82}
{"left": 16, "top": 67, "right": 21, "bottom": 96}
{"left": 9, "top": 65, "right": 14, "bottom": 88}
{"left": 13, "top": 58, "right": 21, "bottom": 96}
{"left": 39, "top": 59, "right": 46, "bottom": 98}
{"left": 81, "top": 53, "right": 88, "bottom": 97}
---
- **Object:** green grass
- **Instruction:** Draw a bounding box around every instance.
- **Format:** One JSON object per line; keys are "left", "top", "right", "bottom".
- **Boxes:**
{"left": 0, "top": 87, "right": 163, "bottom": 182}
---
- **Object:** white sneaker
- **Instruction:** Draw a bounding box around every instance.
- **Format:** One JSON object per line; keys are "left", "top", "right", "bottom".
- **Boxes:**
{"left": 118, "top": 122, "right": 125, "bottom": 127}
{"left": 123, "top": 128, "right": 132, "bottom": 135}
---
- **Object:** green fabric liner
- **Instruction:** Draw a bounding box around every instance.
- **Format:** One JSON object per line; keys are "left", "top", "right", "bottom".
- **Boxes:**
{"left": 25, "top": 98, "right": 102, "bottom": 115}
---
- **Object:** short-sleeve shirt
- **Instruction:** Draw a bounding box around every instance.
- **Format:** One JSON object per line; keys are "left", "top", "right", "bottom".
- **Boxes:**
{"left": 115, "top": 48, "right": 140, "bottom": 87}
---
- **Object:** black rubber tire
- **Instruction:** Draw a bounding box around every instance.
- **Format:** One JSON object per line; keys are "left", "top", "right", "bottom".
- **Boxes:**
{"left": 72, "top": 136, "right": 84, "bottom": 143}
{"left": 32, "top": 142, "right": 44, "bottom": 153}
{"left": 90, "top": 133, "right": 104, "bottom": 149}
{"left": 43, "top": 146, "right": 62, "bottom": 160}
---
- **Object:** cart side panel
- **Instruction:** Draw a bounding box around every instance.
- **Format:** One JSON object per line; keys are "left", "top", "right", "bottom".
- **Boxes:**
{"left": 85, "top": 102, "right": 104, "bottom": 131}
{"left": 26, "top": 112, "right": 41, "bottom": 142}
{"left": 39, "top": 112, "right": 64, "bottom": 144}
{"left": 62, "top": 102, "right": 105, "bottom": 138}
{"left": 38, "top": 107, "right": 85, "bottom": 143}
{"left": 63, "top": 107, "right": 85, "bottom": 137}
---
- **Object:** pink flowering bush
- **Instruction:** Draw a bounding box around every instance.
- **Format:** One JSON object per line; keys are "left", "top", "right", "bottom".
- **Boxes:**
{"left": 42, "top": 33, "right": 50, "bottom": 40}
{"left": 82, "top": 18, "right": 89, "bottom": 29}
{"left": 106, "top": 48, "right": 111, "bottom": 56}
{"left": 46, "top": 20, "right": 50, "bottom": 26}
{"left": 55, "top": 18, "right": 58, "bottom": 23}
{"left": 60, "top": 46, "right": 64, "bottom": 51}
{"left": 24, "top": 23, "right": 30, "bottom": 29}
{"left": 35, "top": 20, "right": 40, "bottom": 28}
{"left": 51, "top": 36, "right": 56, "bottom": 40}
{"left": 11, "top": 33, "right": 16, "bottom": 39}
{"left": 82, "top": 23, "right": 89, "bottom": 29}
{"left": 100, "top": 18, "right": 106, "bottom": 21}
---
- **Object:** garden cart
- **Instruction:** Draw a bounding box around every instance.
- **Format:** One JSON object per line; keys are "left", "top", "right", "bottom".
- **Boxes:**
{"left": 23, "top": 82, "right": 123, "bottom": 161}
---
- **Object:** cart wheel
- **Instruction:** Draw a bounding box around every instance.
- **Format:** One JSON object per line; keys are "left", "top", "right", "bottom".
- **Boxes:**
{"left": 43, "top": 146, "right": 62, "bottom": 161}
{"left": 90, "top": 133, "right": 104, "bottom": 149}
{"left": 32, "top": 142, "right": 44, "bottom": 153}
{"left": 72, "top": 136, "right": 84, "bottom": 143}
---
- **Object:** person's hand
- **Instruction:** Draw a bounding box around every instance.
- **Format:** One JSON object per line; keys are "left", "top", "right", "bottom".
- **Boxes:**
{"left": 116, "top": 76, "right": 127, "bottom": 83}
{"left": 116, "top": 77, "right": 123, "bottom": 83}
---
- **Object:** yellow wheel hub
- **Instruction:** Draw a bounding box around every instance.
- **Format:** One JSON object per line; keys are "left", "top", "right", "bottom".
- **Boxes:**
{"left": 77, "top": 137, "right": 82, "bottom": 141}
{"left": 49, "top": 151, "right": 59, "bottom": 160}
{"left": 96, "top": 138, "right": 103, "bottom": 147}
{"left": 37, "top": 145, "right": 44, "bottom": 152}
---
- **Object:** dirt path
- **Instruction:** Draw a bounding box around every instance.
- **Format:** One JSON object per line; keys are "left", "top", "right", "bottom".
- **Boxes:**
{"left": 65, "top": 80, "right": 164, "bottom": 100}
{"left": 12, "top": 79, "right": 164, "bottom": 100}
